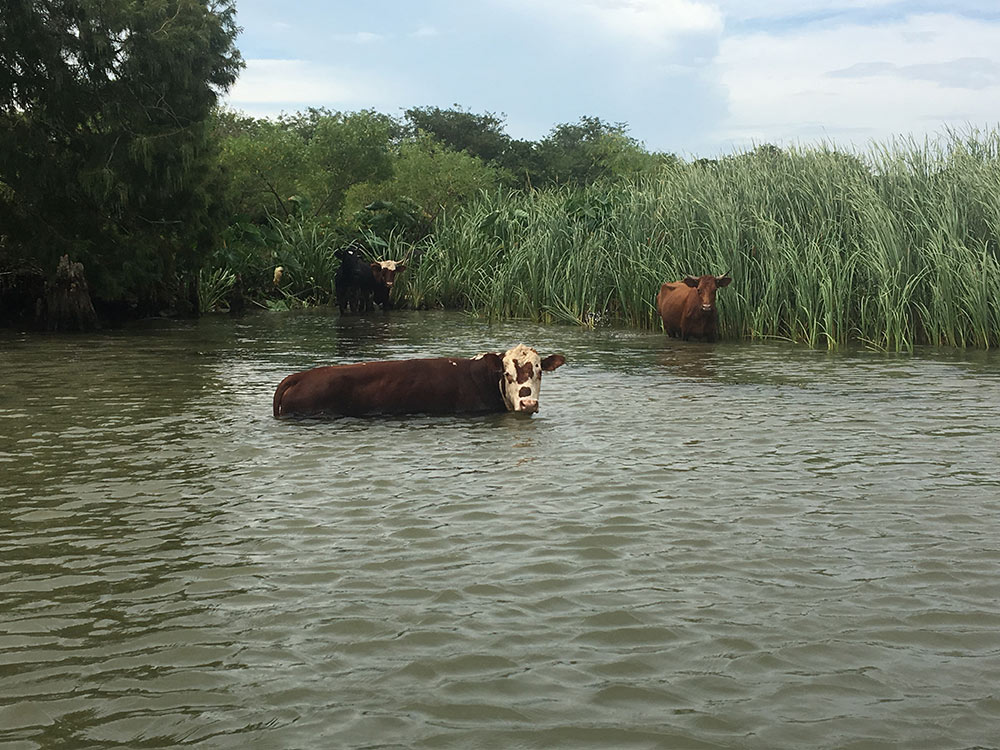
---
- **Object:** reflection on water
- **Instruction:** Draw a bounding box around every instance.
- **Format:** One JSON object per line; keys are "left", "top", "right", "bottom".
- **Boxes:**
{"left": 2, "top": 310, "right": 1000, "bottom": 749}
{"left": 655, "top": 342, "right": 722, "bottom": 381}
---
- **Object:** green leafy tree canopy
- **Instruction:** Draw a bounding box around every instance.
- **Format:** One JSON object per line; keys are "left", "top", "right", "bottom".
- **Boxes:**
{"left": 0, "top": 0, "right": 243, "bottom": 308}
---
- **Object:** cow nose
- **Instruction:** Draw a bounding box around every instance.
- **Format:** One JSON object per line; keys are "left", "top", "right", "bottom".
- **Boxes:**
{"left": 701, "top": 304, "right": 713, "bottom": 311}
{"left": 518, "top": 398, "right": 539, "bottom": 413}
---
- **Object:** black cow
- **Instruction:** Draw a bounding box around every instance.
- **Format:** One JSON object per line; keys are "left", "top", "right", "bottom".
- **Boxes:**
{"left": 334, "top": 248, "right": 406, "bottom": 313}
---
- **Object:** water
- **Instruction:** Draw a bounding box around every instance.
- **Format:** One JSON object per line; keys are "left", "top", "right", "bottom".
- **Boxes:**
{"left": 2, "top": 310, "right": 999, "bottom": 749}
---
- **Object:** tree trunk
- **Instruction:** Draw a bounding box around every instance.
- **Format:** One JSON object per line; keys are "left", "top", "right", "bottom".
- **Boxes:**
{"left": 43, "top": 255, "right": 99, "bottom": 331}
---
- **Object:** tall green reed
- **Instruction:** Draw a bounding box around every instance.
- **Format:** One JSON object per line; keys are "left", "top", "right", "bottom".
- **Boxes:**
{"left": 269, "top": 216, "right": 341, "bottom": 306}
{"left": 197, "top": 267, "right": 237, "bottom": 313}
{"left": 406, "top": 128, "right": 1000, "bottom": 350}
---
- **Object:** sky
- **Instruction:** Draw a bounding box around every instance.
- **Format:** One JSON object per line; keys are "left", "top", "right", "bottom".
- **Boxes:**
{"left": 224, "top": 1, "right": 1000, "bottom": 159}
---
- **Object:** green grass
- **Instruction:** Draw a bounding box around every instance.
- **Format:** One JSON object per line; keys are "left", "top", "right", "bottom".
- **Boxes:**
{"left": 269, "top": 216, "right": 342, "bottom": 305}
{"left": 404, "top": 128, "right": 1000, "bottom": 350}
{"left": 197, "top": 267, "right": 237, "bottom": 313}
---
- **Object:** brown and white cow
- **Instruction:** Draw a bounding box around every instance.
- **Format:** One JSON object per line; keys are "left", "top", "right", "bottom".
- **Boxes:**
{"left": 367, "top": 260, "right": 406, "bottom": 310}
{"left": 371, "top": 261, "right": 405, "bottom": 293}
{"left": 656, "top": 273, "right": 732, "bottom": 341}
{"left": 272, "top": 344, "right": 566, "bottom": 418}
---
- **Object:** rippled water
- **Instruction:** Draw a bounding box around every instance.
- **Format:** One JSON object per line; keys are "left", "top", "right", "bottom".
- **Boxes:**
{"left": 2, "top": 310, "right": 1000, "bottom": 749}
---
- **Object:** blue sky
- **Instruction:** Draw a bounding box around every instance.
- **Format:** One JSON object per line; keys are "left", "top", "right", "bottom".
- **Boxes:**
{"left": 224, "top": 1, "right": 1000, "bottom": 159}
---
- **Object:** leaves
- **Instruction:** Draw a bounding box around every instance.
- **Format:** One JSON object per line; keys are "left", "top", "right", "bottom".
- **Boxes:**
{"left": 0, "top": 0, "right": 243, "bottom": 307}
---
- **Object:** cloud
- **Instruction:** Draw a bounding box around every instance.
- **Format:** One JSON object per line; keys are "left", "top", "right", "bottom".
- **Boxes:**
{"left": 712, "top": 12, "right": 1000, "bottom": 150}
{"left": 828, "top": 57, "right": 1000, "bottom": 90}
{"left": 501, "top": 0, "right": 722, "bottom": 45}
{"left": 331, "top": 31, "right": 384, "bottom": 44}
{"left": 411, "top": 25, "right": 439, "bottom": 38}
{"left": 580, "top": 0, "right": 722, "bottom": 40}
{"left": 224, "top": 58, "right": 400, "bottom": 115}
{"left": 227, "top": 60, "right": 357, "bottom": 104}
{"left": 714, "top": 0, "right": 899, "bottom": 22}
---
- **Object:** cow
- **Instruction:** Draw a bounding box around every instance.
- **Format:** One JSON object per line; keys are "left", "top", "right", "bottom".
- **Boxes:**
{"left": 369, "top": 260, "right": 405, "bottom": 309}
{"left": 334, "top": 247, "right": 406, "bottom": 313}
{"left": 656, "top": 273, "right": 732, "bottom": 341}
{"left": 273, "top": 344, "right": 566, "bottom": 418}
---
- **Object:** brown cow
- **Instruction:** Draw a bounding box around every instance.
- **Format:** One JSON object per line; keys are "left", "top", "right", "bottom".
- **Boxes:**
{"left": 273, "top": 344, "right": 566, "bottom": 418}
{"left": 656, "top": 273, "right": 732, "bottom": 341}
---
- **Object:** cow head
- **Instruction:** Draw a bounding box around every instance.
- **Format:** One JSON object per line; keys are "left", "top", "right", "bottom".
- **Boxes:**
{"left": 336, "top": 245, "right": 362, "bottom": 262}
{"left": 497, "top": 344, "right": 566, "bottom": 414}
{"left": 683, "top": 273, "right": 732, "bottom": 312}
{"left": 370, "top": 260, "right": 406, "bottom": 289}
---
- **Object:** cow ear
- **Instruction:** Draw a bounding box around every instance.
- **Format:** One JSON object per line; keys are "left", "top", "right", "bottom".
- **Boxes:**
{"left": 716, "top": 275, "right": 732, "bottom": 287}
{"left": 683, "top": 276, "right": 699, "bottom": 288}
{"left": 541, "top": 354, "right": 566, "bottom": 371}
{"left": 396, "top": 263, "right": 406, "bottom": 272}
{"left": 369, "top": 262, "right": 381, "bottom": 271}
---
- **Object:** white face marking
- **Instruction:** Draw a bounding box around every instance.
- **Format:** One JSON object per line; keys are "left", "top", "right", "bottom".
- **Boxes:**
{"left": 500, "top": 344, "right": 543, "bottom": 414}
{"left": 374, "top": 260, "right": 404, "bottom": 288}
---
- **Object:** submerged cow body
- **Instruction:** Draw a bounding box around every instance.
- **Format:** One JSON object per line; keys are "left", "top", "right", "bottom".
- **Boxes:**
{"left": 656, "top": 273, "right": 732, "bottom": 341}
{"left": 335, "top": 247, "right": 406, "bottom": 313}
{"left": 273, "top": 344, "right": 566, "bottom": 418}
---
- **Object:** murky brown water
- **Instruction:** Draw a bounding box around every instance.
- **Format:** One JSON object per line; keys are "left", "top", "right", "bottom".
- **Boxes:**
{"left": 2, "top": 310, "right": 999, "bottom": 749}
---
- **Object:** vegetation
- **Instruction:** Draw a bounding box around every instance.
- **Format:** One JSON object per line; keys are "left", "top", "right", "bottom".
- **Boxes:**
{"left": 1, "top": 4, "right": 998, "bottom": 349}
{"left": 0, "top": 0, "right": 242, "bottom": 323}
{"left": 406, "top": 131, "right": 1000, "bottom": 351}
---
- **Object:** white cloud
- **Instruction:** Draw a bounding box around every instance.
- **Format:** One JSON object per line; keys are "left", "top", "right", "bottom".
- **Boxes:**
{"left": 224, "top": 58, "right": 400, "bottom": 115}
{"left": 714, "top": 0, "right": 899, "bottom": 22}
{"left": 411, "top": 24, "right": 439, "bottom": 38}
{"left": 331, "top": 31, "right": 384, "bottom": 44}
{"left": 227, "top": 59, "right": 357, "bottom": 104}
{"left": 715, "top": 0, "right": 1000, "bottom": 22}
{"left": 712, "top": 12, "right": 1000, "bottom": 150}
{"left": 501, "top": 0, "right": 722, "bottom": 45}
{"left": 581, "top": 0, "right": 722, "bottom": 39}
{"left": 828, "top": 57, "right": 1000, "bottom": 90}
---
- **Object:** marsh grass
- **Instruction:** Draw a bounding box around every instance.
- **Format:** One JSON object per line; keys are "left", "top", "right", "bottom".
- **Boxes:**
{"left": 197, "top": 267, "right": 236, "bottom": 313}
{"left": 270, "top": 216, "right": 341, "bottom": 305}
{"left": 406, "top": 129, "right": 1000, "bottom": 350}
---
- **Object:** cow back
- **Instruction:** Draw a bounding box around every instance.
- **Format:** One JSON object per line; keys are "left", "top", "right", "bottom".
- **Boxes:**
{"left": 656, "top": 282, "right": 692, "bottom": 336}
{"left": 273, "top": 356, "right": 506, "bottom": 417}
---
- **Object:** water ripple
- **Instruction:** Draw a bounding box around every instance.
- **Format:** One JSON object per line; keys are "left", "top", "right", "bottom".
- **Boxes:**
{"left": 2, "top": 313, "right": 1000, "bottom": 748}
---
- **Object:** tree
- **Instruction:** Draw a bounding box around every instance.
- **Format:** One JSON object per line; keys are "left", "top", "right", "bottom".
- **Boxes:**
{"left": 402, "top": 105, "right": 553, "bottom": 190}
{"left": 297, "top": 109, "right": 398, "bottom": 217}
{"left": 217, "top": 108, "right": 398, "bottom": 225}
{"left": 404, "top": 105, "right": 512, "bottom": 165}
{"left": 0, "top": 0, "right": 243, "bottom": 322}
{"left": 216, "top": 113, "right": 308, "bottom": 223}
{"left": 342, "top": 134, "right": 503, "bottom": 242}
{"left": 535, "top": 116, "right": 667, "bottom": 186}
